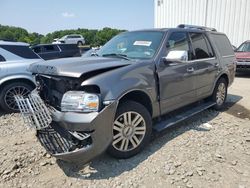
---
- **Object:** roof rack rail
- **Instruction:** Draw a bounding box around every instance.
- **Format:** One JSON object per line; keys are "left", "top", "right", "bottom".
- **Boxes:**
{"left": 177, "top": 24, "right": 217, "bottom": 32}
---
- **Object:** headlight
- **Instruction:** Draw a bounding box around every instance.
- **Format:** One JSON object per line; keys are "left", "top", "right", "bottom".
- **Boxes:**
{"left": 61, "top": 91, "right": 99, "bottom": 112}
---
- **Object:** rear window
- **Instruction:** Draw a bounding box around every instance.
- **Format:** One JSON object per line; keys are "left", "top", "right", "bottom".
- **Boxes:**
{"left": 211, "top": 34, "right": 234, "bottom": 57}
{"left": 1, "top": 45, "right": 40, "bottom": 59}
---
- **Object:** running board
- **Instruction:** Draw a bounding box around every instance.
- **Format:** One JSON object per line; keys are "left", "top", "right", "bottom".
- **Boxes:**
{"left": 153, "top": 102, "right": 216, "bottom": 132}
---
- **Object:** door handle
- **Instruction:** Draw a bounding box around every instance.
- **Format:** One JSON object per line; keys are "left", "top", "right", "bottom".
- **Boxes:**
{"left": 186, "top": 67, "right": 194, "bottom": 73}
{"left": 214, "top": 63, "right": 219, "bottom": 67}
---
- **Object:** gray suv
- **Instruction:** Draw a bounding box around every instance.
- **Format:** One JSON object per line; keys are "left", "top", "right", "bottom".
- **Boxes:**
{"left": 0, "top": 41, "right": 42, "bottom": 112}
{"left": 16, "top": 25, "right": 236, "bottom": 164}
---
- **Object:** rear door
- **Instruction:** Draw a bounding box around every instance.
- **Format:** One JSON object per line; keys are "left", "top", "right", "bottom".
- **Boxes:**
{"left": 157, "top": 31, "right": 197, "bottom": 114}
{"left": 189, "top": 32, "right": 218, "bottom": 98}
{"left": 67, "top": 36, "right": 76, "bottom": 44}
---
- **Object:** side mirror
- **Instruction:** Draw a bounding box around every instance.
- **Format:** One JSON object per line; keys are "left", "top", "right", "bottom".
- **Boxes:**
{"left": 162, "top": 50, "right": 188, "bottom": 64}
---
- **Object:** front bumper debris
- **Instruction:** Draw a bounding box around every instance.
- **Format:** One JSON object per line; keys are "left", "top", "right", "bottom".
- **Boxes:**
{"left": 16, "top": 90, "right": 118, "bottom": 164}
{"left": 15, "top": 90, "right": 52, "bottom": 130}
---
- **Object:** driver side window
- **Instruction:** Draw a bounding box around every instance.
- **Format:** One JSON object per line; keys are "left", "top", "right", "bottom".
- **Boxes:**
{"left": 166, "top": 32, "right": 191, "bottom": 60}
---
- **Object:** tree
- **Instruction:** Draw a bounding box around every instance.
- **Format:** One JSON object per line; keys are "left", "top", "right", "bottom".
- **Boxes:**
{"left": 0, "top": 24, "right": 125, "bottom": 46}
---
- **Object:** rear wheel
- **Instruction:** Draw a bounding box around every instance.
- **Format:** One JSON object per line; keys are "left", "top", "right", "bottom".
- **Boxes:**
{"left": 0, "top": 82, "right": 33, "bottom": 113}
{"left": 107, "top": 101, "right": 152, "bottom": 159}
{"left": 211, "top": 78, "right": 228, "bottom": 110}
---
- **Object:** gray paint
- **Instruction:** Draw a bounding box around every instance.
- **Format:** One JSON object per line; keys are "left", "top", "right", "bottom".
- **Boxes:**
{"left": 27, "top": 28, "right": 235, "bottom": 163}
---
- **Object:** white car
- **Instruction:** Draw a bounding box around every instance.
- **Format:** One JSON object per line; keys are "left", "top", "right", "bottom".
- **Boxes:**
{"left": 52, "top": 34, "right": 85, "bottom": 46}
{"left": 0, "top": 41, "right": 43, "bottom": 112}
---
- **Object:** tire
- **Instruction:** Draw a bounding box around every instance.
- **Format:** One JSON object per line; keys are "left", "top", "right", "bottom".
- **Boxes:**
{"left": 107, "top": 100, "right": 152, "bottom": 159}
{"left": 77, "top": 41, "right": 83, "bottom": 46}
{"left": 211, "top": 78, "right": 228, "bottom": 110}
{"left": 0, "top": 82, "right": 34, "bottom": 113}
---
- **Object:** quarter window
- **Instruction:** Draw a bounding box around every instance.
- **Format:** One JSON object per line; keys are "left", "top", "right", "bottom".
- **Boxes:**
{"left": 190, "top": 33, "right": 212, "bottom": 60}
{"left": 0, "top": 54, "right": 6, "bottom": 62}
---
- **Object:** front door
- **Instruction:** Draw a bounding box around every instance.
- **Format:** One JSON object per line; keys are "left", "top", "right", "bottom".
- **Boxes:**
{"left": 157, "top": 31, "right": 197, "bottom": 115}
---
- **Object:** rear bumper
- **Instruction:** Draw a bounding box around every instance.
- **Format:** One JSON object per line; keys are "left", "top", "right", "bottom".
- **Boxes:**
{"left": 37, "top": 101, "right": 118, "bottom": 164}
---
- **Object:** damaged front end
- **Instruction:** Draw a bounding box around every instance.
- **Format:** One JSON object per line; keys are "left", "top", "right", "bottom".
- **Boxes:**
{"left": 15, "top": 75, "right": 118, "bottom": 164}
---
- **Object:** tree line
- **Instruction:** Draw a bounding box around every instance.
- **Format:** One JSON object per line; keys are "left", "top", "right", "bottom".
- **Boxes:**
{"left": 0, "top": 24, "right": 126, "bottom": 46}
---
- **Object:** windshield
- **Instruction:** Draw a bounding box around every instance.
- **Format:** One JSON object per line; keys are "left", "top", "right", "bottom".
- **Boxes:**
{"left": 236, "top": 42, "right": 250, "bottom": 52}
{"left": 97, "top": 31, "right": 164, "bottom": 60}
{"left": 60, "top": 36, "right": 67, "bottom": 40}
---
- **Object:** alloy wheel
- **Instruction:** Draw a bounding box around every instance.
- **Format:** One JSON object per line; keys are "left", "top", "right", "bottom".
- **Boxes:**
{"left": 216, "top": 82, "right": 226, "bottom": 106}
{"left": 112, "top": 111, "right": 146, "bottom": 152}
{"left": 4, "top": 86, "right": 31, "bottom": 111}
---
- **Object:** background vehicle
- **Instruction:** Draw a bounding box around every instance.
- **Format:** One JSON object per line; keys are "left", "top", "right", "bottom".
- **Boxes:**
{"left": 52, "top": 34, "right": 85, "bottom": 46}
{"left": 0, "top": 41, "right": 42, "bottom": 112}
{"left": 81, "top": 47, "right": 100, "bottom": 57}
{"left": 17, "top": 25, "right": 236, "bottom": 164}
{"left": 235, "top": 40, "right": 250, "bottom": 71}
{"left": 32, "top": 44, "right": 82, "bottom": 60}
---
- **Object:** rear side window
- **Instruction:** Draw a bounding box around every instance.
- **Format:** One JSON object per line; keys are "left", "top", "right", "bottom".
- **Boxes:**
{"left": 33, "top": 47, "right": 41, "bottom": 53}
{"left": 59, "top": 44, "right": 78, "bottom": 50}
{"left": 1, "top": 45, "right": 39, "bottom": 59}
{"left": 0, "top": 54, "right": 6, "bottom": 62}
{"left": 190, "top": 33, "right": 212, "bottom": 60}
{"left": 211, "top": 34, "right": 234, "bottom": 56}
{"left": 43, "top": 45, "right": 59, "bottom": 52}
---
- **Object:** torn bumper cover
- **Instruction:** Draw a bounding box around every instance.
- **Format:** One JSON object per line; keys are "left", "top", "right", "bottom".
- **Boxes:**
{"left": 16, "top": 91, "right": 118, "bottom": 164}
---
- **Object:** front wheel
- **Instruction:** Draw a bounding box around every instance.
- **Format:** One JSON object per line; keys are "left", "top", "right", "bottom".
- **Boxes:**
{"left": 211, "top": 78, "right": 228, "bottom": 110}
{"left": 107, "top": 101, "right": 152, "bottom": 159}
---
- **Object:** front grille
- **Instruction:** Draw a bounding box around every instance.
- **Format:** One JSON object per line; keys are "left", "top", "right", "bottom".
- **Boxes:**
{"left": 15, "top": 90, "right": 52, "bottom": 130}
{"left": 37, "top": 124, "right": 92, "bottom": 154}
{"left": 37, "top": 126, "right": 73, "bottom": 154}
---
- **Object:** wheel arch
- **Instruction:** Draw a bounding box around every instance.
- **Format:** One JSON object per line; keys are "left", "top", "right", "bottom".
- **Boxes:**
{"left": 219, "top": 73, "right": 229, "bottom": 86}
{"left": 211, "top": 73, "right": 229, "bottom": 96}
{"left": 118, "top": 90, "right": 153, "bottom": 117}
{"left": 0, "top": 77, "right": 36, "bottom": 91}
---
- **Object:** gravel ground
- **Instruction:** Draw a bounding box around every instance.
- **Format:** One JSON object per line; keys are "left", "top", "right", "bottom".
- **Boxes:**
{"left": 0, "top": 76, "right": 250, "bottom": 188}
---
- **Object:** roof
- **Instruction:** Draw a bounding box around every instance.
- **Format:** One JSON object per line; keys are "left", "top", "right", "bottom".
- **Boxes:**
{"left": 0, "top": 40, "right": 29, "bottom": 46}
{"left": 131, "top": 24, "right": 221, "bottom": 33}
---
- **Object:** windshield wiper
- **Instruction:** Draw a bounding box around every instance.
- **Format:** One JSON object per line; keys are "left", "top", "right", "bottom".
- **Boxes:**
{"left": 102, "top": 53, "right": 130, "bottom": 60}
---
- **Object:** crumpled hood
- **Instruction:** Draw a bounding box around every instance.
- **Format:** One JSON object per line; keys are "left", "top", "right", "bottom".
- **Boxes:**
{"left": 29, "top": 56, "right": 132, "bottom": 78}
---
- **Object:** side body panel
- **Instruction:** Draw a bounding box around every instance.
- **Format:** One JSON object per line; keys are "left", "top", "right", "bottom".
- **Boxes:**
{"left": 80, "top": 61, "right": 161, "bottom": 118}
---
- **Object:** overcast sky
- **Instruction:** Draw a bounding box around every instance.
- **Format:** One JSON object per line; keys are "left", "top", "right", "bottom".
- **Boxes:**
{"left": 0, "top": 0, "right": 154, "bottom": 34}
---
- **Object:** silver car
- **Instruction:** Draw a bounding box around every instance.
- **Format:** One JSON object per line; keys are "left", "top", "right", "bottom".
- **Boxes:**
{"left": 0, "top": 41, "right": 42, "bottom": 112}
{"left": 52, "top": 34, "right": 85, "bottom": 46}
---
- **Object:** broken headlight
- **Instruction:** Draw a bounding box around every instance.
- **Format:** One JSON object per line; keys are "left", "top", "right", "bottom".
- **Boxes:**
{"left": 61, "top": 91, "right": 99, "bottom": 112}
